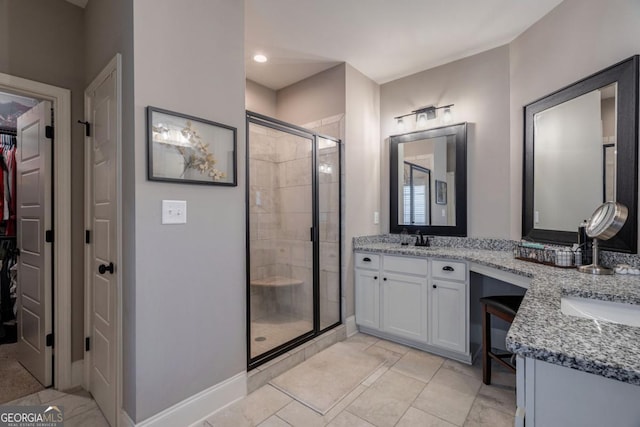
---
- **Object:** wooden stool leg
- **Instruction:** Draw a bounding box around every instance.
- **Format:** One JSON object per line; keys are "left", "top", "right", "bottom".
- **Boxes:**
{"left": 482, "top": 303, "right": 491, "bottom": 385}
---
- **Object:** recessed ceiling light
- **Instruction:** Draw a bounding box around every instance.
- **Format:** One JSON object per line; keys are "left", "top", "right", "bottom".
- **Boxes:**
{"left": 253, "top": 54, "right": 268, "bottom": 63}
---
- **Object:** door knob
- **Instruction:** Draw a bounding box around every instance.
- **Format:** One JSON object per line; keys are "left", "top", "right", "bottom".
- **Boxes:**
{"left": 98, "top": 262, "right": 114, "bottom": 275}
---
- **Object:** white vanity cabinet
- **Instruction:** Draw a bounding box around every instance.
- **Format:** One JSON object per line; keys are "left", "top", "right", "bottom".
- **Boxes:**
{"left": 430, "top": 259, "right": 468, "bottom": 354}
{"left": 354, "top": 253, "right": 380, "bottom": 329}
{"left": 354, "top": 251, "right": 470, "bottom": 363}
{"left": 381, "top": 256, "right": 429, "bottom": 342}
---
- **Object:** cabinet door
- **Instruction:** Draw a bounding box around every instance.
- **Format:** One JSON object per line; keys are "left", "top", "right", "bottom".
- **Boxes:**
{"left": 355, "top": 269, "right": 380, "bottom": 329}
{"left": 430, "top": 280, "right": 467, "bottom": 353}
{"left": 381, "top": 273, "right": 428, "bottom": 342}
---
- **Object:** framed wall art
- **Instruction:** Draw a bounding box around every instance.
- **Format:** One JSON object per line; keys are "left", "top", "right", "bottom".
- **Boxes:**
{"left": 147, "top": 106, "right": 237, "bottom": 186}
{"left": 435, "top": 180, "right": 447, "bottom": 205}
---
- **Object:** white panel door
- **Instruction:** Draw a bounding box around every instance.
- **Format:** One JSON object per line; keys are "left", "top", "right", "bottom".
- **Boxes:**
{"left": 355, "top": 269, "right": 380, "bottom": 329}
{"left": 87, "top": 68, "right": 118, "bottom": 427}
{"left": 430, "top": 280, "right": 467, "bottom": 353}
{"left": 381, "top": 273, "right": 427, "bottom": 342}
{"left": 16, "top": 101, "right": 53, "bottom": 386}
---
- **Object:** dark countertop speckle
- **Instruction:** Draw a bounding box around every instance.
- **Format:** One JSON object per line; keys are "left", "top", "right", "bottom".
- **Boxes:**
{"left": 353, "top": 236, "right": 640, "bottom": 386}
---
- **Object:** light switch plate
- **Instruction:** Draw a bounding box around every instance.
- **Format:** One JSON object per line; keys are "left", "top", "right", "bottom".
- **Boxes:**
{"left": 162, "top": 200, "right": 187, "bottom": 224}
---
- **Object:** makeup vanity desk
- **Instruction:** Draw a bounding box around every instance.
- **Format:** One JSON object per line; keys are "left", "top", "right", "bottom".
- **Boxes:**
{"left": 353, "top": 236, "right": 640, "bottom": 427}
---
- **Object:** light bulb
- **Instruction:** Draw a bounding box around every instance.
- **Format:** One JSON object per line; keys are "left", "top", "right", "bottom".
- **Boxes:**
{"left": 396, "top": 117, "right": 405, "bottom": 131}
{"left": 417, "top": 113, "right": 427, "bottom": 128}
{"left": 442, "top": 107, "right": 452, "bottom": 123}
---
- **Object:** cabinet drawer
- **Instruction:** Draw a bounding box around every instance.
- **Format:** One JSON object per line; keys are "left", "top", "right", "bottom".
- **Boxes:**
{"left": 383, "top": 255, "right": 428, "bottom": 276}
{"left": 356, "top": 252, "right": 380, "bottom": 269}
{"left": 432, "top": 259, "right": 466, "bottom": 281}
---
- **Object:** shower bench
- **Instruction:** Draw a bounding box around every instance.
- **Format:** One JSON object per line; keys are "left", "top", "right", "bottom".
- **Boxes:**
{"left": 250, "top": 276, "right": 304, "bottom": 314}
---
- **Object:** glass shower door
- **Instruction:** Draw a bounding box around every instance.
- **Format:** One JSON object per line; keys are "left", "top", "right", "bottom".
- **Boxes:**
{"left": 318, "top": 136, "right": 341, "bottom": 329}
{"left": 247, "top": 120, "right": 314, "bottom": 361}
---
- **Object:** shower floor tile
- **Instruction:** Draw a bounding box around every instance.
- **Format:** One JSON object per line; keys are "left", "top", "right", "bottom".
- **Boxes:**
{"left": 251, "top": 314, "right": 313, "bottom": 358}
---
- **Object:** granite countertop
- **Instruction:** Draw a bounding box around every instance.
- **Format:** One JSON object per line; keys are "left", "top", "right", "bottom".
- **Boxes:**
{"left": 353, "top": 238, "right": 640, "bottom": 386}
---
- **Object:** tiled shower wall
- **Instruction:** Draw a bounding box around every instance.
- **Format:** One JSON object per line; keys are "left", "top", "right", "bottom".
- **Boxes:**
{"left": 249, "top": 125, "right": 279, "bottom": 321}
{"left": 249, "top": 115, "right": 343, "bottom": 329}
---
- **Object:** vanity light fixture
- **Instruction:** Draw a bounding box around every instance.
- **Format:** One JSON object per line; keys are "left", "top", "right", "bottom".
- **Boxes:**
{"left": 416, "top": 112, "right": 428, "bottom": 128}
{"left": 394, "top": 104, "right": 454, "bottom": 130}
{"left": 319, "top": 163, "right": 332, "bottom": 174}
{"left": 253, "top": 54, "right": 268, "bottom": 63}
{"left": 442, "top": 107, "right": 453, "bottom": 123}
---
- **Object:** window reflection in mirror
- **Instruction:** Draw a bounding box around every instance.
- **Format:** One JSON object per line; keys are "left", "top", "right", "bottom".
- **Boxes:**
{"left": 533, "top": 83, "right": 616, "bottom": 232}
{"left": 390, "top": 122, "right": 467, "bottom": 236}
{"left": 403, "top": 162, "right": 431, "bottom": 225}
{"left": 397, "top": 137, "right": 456, "bottom": 226}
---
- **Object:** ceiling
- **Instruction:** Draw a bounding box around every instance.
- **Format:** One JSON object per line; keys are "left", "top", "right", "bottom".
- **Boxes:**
{"left": 246, "top": 0, "right": 564, "bottom": 90}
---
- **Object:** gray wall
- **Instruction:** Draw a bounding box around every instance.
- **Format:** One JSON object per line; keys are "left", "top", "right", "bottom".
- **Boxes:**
{"left": 132, "top": 0, "right": 246, "bottom": 422}
{"left": 380, "top": 46, "right": 511, "bottom": 238}
{"left": 84, "top": 0, "right": 136, "bottom": 416}
{"left": 0, "top": 0, "right": 86, "bottom": 361}
{"left": 508, "top": 0, "right": 640, "bottom": 241}
{"left": 277, "top": 64, "right": 346, "bottom": 126}
{"left": 344, "top": 65, "right": 381, "bottom": 318}
{"left": 246, "top": 79, "right": 277, "bottom": 117}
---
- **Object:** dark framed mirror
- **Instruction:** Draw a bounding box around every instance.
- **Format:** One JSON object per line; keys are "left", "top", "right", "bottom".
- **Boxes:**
{"left": 390, "top": 122, "right": 467, "bottom": 236}
{"left": 523, "top": 55, "right": 639, "bottom": 253}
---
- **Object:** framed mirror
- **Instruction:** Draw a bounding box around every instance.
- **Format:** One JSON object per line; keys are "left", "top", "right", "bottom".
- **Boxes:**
{"left": 390, "top": 122, "right": 467, "bottom": 236}
{"left": 523, "top": 55, "right": 639, "bottom": 253}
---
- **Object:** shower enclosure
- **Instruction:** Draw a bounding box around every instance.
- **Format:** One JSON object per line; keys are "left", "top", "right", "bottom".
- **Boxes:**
{"left": 246, "top": 112, "right": 342, "bottom": 368}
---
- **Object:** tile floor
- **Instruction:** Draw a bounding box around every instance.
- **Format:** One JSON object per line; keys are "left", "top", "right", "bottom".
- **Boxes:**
{"left": 203, "top": 333, "right": 516, "bottom": 427}
{"left": 2, "top": 332, "right": 515, "bottom": 427}
{"left": 4, "top": 387, "right": 108, "bottom": 426}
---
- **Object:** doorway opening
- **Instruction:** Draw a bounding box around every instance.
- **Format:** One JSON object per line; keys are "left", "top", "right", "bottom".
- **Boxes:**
{"left": 246, "top": 112, "right": 342, "bottom": 369}
{"left": 0, "top": 71, "right": 73, "bottom": 397}
{"left": 0, "top": 90, "right": 49, "bottom": 404}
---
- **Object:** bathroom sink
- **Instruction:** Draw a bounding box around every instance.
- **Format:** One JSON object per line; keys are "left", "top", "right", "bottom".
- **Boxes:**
{"left": 561, "top": 296, "right": 640, "bottom": 327}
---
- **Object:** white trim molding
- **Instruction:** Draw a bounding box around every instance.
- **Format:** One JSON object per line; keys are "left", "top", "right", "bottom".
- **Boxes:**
{"left": 0, "top": 72, "right": 73, "bottom": 390}
{"left": 345, "top": 315, "right": 358, "bottom": 337}
{"left": 119, "top": 372, "right": 246, "bottom": 427}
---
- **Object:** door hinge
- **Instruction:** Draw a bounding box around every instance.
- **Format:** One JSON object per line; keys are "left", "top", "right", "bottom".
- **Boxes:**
{"left": 45, "top": 230, "right": 54, "bottom": 243}
{"left": 85, "top": 230, "right": 90, "bottom": 244}
{"left": 46, "top": 333, "right": 54, "bottom": 348}
{"left": 45, "top": 125, "right": 54, "bottom": 140}
{"left": 85, "top": 337, "right": 90, "bottom": 352}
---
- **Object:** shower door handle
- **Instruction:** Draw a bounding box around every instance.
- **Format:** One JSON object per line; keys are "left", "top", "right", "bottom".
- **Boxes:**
{"left": 310, "top": 227, "right": 314, "bottom": 242}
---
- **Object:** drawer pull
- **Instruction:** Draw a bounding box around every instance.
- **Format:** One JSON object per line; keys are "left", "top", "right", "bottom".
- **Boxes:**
{"left": 363, "top": 257, "right": 371, "bottom": 262}
{"left": 374, "top": 276, "right": 378, "bottom": 280}
{"left": 433, "top": 284, "right": 437, "bottom": 289}
{"left": 442, "top": 266, "right": 455, "bottom": 272}
{"left": 383, "top": 277, "right": 387, "bottom": 281}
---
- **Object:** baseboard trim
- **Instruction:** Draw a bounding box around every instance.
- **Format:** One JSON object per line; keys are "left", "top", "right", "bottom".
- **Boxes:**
{"left": 122, "top": 371, "right": 246, "bottom": 427}
{"left": 70, "top": 360, "right": 84, "bottom": 388}
{"left": 345, "top": 315, "right": 357, "bottom": 337}
{"left": 120, "top": 410, "right": 135, "bottom": 427}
